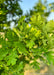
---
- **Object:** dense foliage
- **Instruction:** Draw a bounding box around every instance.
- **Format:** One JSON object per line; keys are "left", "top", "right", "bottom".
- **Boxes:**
{"left": 0, "top": 0, "right": 22, "bottom": 31}
{"left": 0, "top": 0, "right": 54, "bottom": 75}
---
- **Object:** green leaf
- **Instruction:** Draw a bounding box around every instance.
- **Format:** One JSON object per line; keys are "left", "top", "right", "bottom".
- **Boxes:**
{"left": 26, "top": 40, "right": 35, "bottom": 49}
{"left": 6, "top": 50, "right": 18, "bottom": 65}
{"left": 14, "top": 41, "right": 28, "bottom": 55}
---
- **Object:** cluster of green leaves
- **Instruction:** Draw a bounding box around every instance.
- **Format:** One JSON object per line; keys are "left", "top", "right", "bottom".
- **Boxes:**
{"left": 0, "top": 0, "right": 54, "bottom": 75}
{"left": 0, "top": 14, "right": 54, "bottom": 75}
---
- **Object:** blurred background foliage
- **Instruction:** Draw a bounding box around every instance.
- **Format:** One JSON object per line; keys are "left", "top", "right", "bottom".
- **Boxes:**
{"left": 0, "top": 0, "right": 23, "bottom": 31}
{"left": 25, "top": 0, "right": 54, "bottom": 22}
{"left": 0, "top": 0, "right": 54, "bottom": 30}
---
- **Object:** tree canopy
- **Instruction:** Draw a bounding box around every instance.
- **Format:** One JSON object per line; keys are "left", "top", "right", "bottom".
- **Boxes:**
{"left": 0, "top": 0, "right": 54, "bottom": 75}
